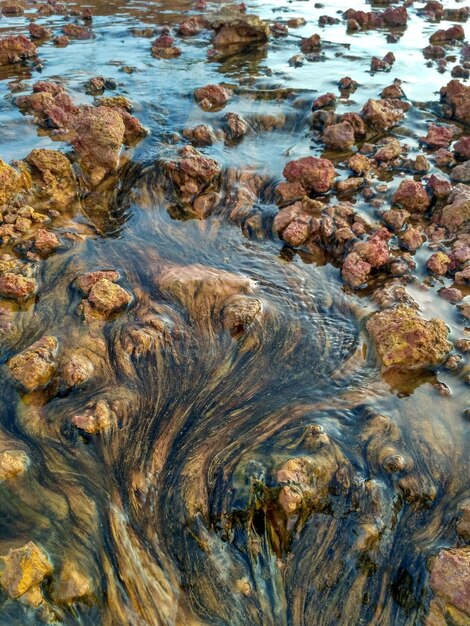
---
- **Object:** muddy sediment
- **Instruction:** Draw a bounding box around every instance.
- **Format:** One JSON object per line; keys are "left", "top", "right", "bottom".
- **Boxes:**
{"left": 0, "top": 0, "right": 469, "bottom": 625}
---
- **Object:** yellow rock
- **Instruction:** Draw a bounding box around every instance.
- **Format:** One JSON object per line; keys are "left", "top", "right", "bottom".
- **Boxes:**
{"left": 0, "top": 542, "right": 53, "bottom": 599}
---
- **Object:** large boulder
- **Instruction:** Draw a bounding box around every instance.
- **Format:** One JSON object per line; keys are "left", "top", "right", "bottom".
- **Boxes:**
{"left": 366, "top": 305, "right": 451, "bottom": 369}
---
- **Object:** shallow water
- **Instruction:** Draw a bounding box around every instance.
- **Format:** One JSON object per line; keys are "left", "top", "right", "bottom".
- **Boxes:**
{"left": 0, "top": 0, "right": 469, "bottom": 624}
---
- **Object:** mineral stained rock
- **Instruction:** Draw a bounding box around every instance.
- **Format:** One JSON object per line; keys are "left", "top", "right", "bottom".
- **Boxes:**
{"left": 7, "top": 336, "right": 58, "bottom": 391}
{"left": 366, "top": 305, "right": 451, "bottom": 369}
{"left": 0, "top": 542, "right": 52, "bottom": 599}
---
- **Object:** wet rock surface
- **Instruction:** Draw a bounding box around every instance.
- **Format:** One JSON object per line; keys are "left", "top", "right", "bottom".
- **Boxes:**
{"left": 0, "top": 0, "right": 469, "bottom": 625}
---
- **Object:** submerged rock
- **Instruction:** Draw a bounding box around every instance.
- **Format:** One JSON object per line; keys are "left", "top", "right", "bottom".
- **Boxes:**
{"left": 428, "top": 547, "right": 470, "bottom": 623}
{"left": 87, "top": 278, "right": 132, "bottom": 315}
{"left": 0, "top": 542, "right": 52, "bottom": 599}
{"left": 366, "top": 305, "right": 451, "bottom": 369}
{"left": 7, "top": 336, "right": 58, "bottom": 391}
{"left": 51, "top": 561, "right": 93, "bottom": 605}
{"left": 0, "top": 450, "right": 29, "bottom": 481}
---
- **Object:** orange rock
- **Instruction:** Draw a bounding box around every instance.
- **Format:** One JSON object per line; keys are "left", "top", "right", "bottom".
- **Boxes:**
{"left": 7, "top": 336, "right": 58, "bottom": 391}
{"left": 0, "top": 542, "right": 52, "bottom": 599}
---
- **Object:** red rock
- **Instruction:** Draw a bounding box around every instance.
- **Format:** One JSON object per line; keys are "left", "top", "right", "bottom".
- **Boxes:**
{"left": 454, "top": 137, "right": 470, "bottom": 160}
{"left": 430, "top": 547, "right": 470, "bottom": 619}
{"left": 178, "top": 18, "right": 203, "bottom": 37}
{"left": 422, "top": 124, "right": 453, "bottom": 149}
{"left": 34, "top": 229, "right": 60, "bottom": 254}
{"left": 371, "top": 52, "right": 395, "bottom": 72}
{"left": 430, "top": 25, "right": 465, "bottom": 44}
{"left": 353, "top": 228, "right": 391, "bottom": 268}
{"left": 392, "top": 180, "right": 430, "bottom": 213}
{"left": 0, "top": 273, "right": 36, "bottom": 299}
{"left": 433, "top": 148, "right": 454, "bottom": 167}
{"left": 29, "top": 22, "right": 52, "bottom": 39}
{"left": 282, "top": 215, "right": 311, "bottom": 247}
{"left": 165, "top": 146, "right": 221, "bottom": 198}
{"left": 339, "top": 76, "right": 357, "bottom": 91}
{"left": 194, "top": 84, "right": 230, "bottom": 111}
{"left": 381, "top": 82, "right": 404, "bottom": 99}
{"left": 120, "top": 111, "right": 147, "bottom": 145}
{"left": 426, "top": 252, "right": 451, "bottom": 275}
{"left": 439, "top": 287, "right": 463, "bottom": 303}
{"left": 283, "top": 157, "right": 336, "bottom": 194}
{"left": 62, "top": 24, "right": 92, "bottom": 39}
{"left": 423, "top": 44, "right": 446, "bottom": 58}
{"left": 33, "top": 80, "right": 64, "bottom": 96}
{"left": 440, "top": 80, "right": 470, "bottom": 125}
{"left": 322, "top": 121, "right": 355, "bottom": 150}
{"left": 0, "top": 35, "right": 37, "bottom": 66}
{"left": 382, "top": 6, "right": 407, "bottom": 26}
{"left": 342, "top": 252, "right": 372, "bottom": 288}
{"left": 77, "top": 270, "right": 120, "bottom": 294}
{"left": 300, "top": 33, "right": 321, "bottom": 52}
{"left": 271, "top": 23, "right": 288, "bottom": 36}
{"left": 366, "top": 305, "right": 451, "bottom": 369}
{"left": 312, "top": 92, "right": 336, "bottom": 109}
{"left": 361, "top": 99, "right": 404, "bottom": 131}
{"left": 426, "top": 175, "right": 452, "bottom": 200}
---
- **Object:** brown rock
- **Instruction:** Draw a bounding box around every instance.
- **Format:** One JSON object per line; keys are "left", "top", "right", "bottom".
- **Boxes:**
{"left": 77, "top": 270, "right": 120, "bottom": 294}
{"left": 72, "top": 401, "right": 114, "bottom": 434}
{"left": 61, "top": 355, "right": 93, "bottom": 388}
{"left": 0, "top": 35, "right": 37, "bottom": 66}
{"left": 194, "top": 84, "right": 230, "bottom": 111}
{"left": 361, "top": 99, "right": 404, "bottom": 131}
{"left": 0, "top": 542, "right": 52, "bottom": 599}
{"left": 454, "top": 137, "right": 470, "bottom": 160}
{"left": 51, "top": 561, "right": 93, "bottom": 605}
{"left": 374, "top": 138, "right": 401, "bottom": 162}
{"left": 0, "top": 158, "right": 21, "bottom": 205}
{"left": 208, "top": 9, "right": 270, "bottom": 49}
{"left": 426, "top": 175, "right": 452, "bottom": 201}
{"left": 430, "top": 548, "right": 470, "bottom": 618}
{"left": 0, "top": 273, "right": 36, "bottom": 300}
{"left": 283, "top": 156, "right": 336, "bottom": 194}
{"left": 349, "top": 153, "right": 370, "bottom": 174}
{"left": 183, "top": 124, "right": 216, "bottom": 147}
{"left": 225, "top": 112, "right": 249, "bottom": 141}
{"left": 382, "top": 209, "right": 409, "bottom": 232}
{"left": 366, "top": 305, "right": 451, "bottom": 369}
{"left": 322, "top": 121, "right": 355, "bottom": 150}
{"left": 430, "top": 25, "right": 465, "bottom": 44}
{"left": 88, "top": 278, "right": 131, "bottom": 315}
{"left": 300, "top": 33, "right": 321, "bottom": 53}
{"left": 54, "top": 35, "right": 70, "bottom": 47}
{"left": 275, "top": 181, "right": 307, "bottom": 204}
{"left": 312, "top": 92, "right": 336, "bottom": 110}
{"left": 177, "top": 18, "right": 203, "bottom": 37}
{"left": 281, "top": 215, "right": 311, "bottom": 247}
{"left": 392, "top": 180, "right": 430, "bottom": 213}
{"left": 440, "top": 184, "right": 470, "bottom": 233}
{"left": 2, "top": 4, "right": 24, "bottom": 15}
{"left": 62, "top": 24, "right": 92, "bottom": 39}
{"left": 0, "top": 450, "right": 29, "bottom": 481}
{"left": 451, "top": 161, "right": 470, "bottom": 184}
{"left": 72, "top": 107, "right": 125, "bottom": 176}
{"left": 26, "top": 149, "right": 77, "bottom": 209}
{"left": 399, "top": 225, "right": 423, "bottom": 251}
{"left": 165, "top": 146, "right": 221, "bottom": 198}
{"left": 7, "top": 336, "right": 58, "bottom": 391}
{"left": 440, "top": 80, "right": 470, "bottom": 125}
{"left": 29, "top": 22, "right": 51, "bottom": 39}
